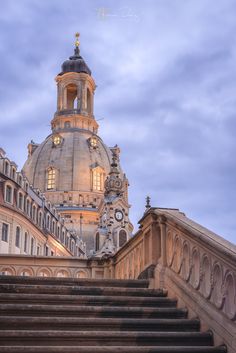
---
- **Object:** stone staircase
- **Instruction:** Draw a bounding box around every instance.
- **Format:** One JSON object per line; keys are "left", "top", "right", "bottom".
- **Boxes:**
{"left": 0, "top": 276, "right": 227, "bottom": 353}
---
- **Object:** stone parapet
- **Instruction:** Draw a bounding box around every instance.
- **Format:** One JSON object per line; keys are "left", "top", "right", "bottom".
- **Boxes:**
{"left": 111, "top": 207, "right": 236, "bottom": 353}
{"left": 0, "top": 255, "right": 104, "bottom": 278}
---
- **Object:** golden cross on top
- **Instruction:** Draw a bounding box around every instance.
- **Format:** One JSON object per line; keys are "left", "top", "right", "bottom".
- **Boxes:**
{"left": 75, "top": 32, "right": 80, "bottom": 47}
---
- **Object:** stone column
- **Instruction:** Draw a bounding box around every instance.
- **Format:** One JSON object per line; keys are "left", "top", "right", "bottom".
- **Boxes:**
{"left": 159, "top": 216, "right": 167, "bottom": 266}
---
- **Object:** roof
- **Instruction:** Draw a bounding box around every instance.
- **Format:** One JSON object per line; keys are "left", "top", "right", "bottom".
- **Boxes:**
{"left": 60, "top": 47, "right": 91, "bottom": 76}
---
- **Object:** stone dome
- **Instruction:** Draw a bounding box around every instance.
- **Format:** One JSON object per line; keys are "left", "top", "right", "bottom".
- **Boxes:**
{"left": 23, "top": 129, "right": 113, "bottom": 197}
{"left": 60, "top": 47, "right": 91, "bottom": 76}
{"left": 22, "top": 38, "right": 131, "bottom": 254}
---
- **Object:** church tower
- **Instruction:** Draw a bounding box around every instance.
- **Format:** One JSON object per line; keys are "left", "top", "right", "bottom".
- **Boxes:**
{"left": 23, "top": 34, "right": 133, "bottom": 255}
{"left": 95, "top": 149, "right": 133, "bottom": 257}
{"left": 52, "top": 33, "right": 98, "bottom": 137}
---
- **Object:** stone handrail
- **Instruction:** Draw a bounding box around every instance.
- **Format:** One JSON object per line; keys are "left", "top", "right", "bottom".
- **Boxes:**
{"left": 111, "top": 207, "right": 236, "bottom": 353}
{"left": 0, "top": 255, "right": 105, "bottom": 279}
{"left": 111, "top": 211, "right": 161, "bottom": 279}
{"left": 154, "top": 208, "right": 236, "bottom": 320}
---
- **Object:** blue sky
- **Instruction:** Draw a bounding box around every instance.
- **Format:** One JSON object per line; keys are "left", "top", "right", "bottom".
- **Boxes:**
{"left": 0, "top": 0, "right": 235, "bottom": 244}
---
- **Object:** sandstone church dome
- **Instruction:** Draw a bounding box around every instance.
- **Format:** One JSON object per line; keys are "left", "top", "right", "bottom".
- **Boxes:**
{"left": 22, "top": 34, "right": 131, "bottom": 253}
{"left": 23, "top": 129, "right": 113, "bottom": 196}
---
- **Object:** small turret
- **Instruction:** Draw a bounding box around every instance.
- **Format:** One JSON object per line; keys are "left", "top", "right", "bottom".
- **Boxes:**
{"left": 104, "top": 151, "right": 123, "bottom": 198}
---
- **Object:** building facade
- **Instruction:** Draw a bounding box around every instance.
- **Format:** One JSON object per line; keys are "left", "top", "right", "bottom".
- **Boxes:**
{"left": 0, "top": 148, "right": 86, "bottom": 261}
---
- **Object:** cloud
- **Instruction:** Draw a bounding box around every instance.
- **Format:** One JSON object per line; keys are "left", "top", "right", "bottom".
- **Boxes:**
{"left": 0, "top": 0, "right": 235, "bottom": 244}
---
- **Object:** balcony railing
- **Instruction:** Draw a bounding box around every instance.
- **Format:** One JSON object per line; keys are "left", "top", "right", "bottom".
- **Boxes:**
{"left": 54, "top": 109, "right": 81, "bottom": 116}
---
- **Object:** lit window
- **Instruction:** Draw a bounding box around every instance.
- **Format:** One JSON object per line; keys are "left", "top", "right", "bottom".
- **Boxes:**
{"left": 90, "top": 137, "right": 97, "bottom": 147}
{"left": 2, "top": 223, "right": 9, "bottom": 242}
{"left": 15, "top": 226, "right": 21, "bottom": 247}
{"left": 5, "top": 185, "right": 12, "bottom": 203}
{"left": 93, "top": 170, "right": 103, "bottom": 191}
{"left": 47, "top": 168, "right": 56, "bottom": 190}
{"left": 53, "top": 135, "right": 61, "bottom": 146}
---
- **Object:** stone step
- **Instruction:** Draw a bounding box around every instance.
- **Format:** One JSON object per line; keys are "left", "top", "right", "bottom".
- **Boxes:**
{"left": 0, "top": 304, "right": 188, "bottom": 318}
{"left": 0, "top": 276, "right": 149, "bottom": 288}
{"left": 0, "top": 317, "right": 200, "bottom": 332}
{"left": 0, "top": 284, "right": 167, "bottom": 297}
{"left": 0, "top": 276, "right": 226, "bottom": 352}
{"left": 0, "top": 293, "right": 177, "bottom": 307}
{"left": 0, "top": 331, "right": 213, "bottom": 346}
{"left": 0, "top": 346, "right": 227, "bottom": 353}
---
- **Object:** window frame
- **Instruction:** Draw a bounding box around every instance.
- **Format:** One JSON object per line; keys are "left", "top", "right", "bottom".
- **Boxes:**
{"left": 15, "top": 226, "right": 21, "bottom": 248}
{"left": 1, "top": 223, "right": 9, "bottom": 242}
{"left": 47, "top": 167, "right": 56, "bottom": 190}
{"left": 5, "top": 184, "right": 13, "bottom": 204}
{"left": 24, "top": 232, "right": 28, "bottom": 253}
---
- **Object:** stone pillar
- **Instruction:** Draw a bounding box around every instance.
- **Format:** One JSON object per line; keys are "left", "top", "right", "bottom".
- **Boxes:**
{"left": 159, "top": 216, "right": 167, "bottom": 266}
{"left": 152, "top": 215, "right": 167, "bottom": 289}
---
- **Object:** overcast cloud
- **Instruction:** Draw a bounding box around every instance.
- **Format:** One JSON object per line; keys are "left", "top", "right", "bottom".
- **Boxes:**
{"left": 0, "top": 0, "right": 235, "bottom": 244}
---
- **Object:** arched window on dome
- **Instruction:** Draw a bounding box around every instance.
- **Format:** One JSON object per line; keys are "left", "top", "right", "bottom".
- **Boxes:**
{"left": 47, "top": 168, "right": 56, "bottom": 190}
{"left": 66, "top": 83, "right": 78, "bottom": 110}
{"left": 91, "top": 167, "right": 104, "bottom": 192}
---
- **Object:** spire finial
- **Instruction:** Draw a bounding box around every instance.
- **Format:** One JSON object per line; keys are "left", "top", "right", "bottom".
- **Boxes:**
{"left": 145, "top": 195, "right": 151, "bottom": 210}
{"left": 75, "top": 32, "right": 80, "bottom": 48}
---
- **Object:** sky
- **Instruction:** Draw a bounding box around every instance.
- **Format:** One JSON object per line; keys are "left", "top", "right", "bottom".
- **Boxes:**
{"left": 0, "top": 0, "right": 235, "bottom": 244}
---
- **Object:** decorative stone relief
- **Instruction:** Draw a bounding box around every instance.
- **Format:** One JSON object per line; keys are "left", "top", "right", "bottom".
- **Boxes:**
{"left": 181, "top": 241, "right": 190, "bottom": 281}
{"left": 200, "top": 254, "right": 212, "bottom": 299}
{"left": 190, "top": 248, "right": 200, "bottom": 290}
{"left": 165, "top": 226, "right": 236, "bottom": 321}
